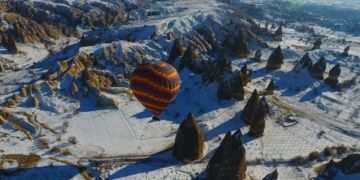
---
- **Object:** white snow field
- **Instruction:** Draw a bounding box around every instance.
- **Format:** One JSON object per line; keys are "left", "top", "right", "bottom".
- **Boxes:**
{"left": 0, "top": 0, "right": 360, "bottom": 179}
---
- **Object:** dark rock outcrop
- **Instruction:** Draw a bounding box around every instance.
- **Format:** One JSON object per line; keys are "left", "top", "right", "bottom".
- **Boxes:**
{"left": 253, "top": 49, "right": 262, "bottom": 62}
{"left": 224, "top": 30, "right": 249, "bottom": 58}
{"left": 202, "top": 53, "right": 232, "bottom": 85}
{"left": 167, "top": 39, "right": 184, "bottom": 64}
{"left": 249, "top": 101, "right": 266, "bottom": 137}
{"left": 266, "top": 46, "right": 283, "bottom": 70}
{"left": 320, "top": 154, "right": 360, "bottom": 179}
{"left": 341, "top": 46, "right": 350, "bottom": 57}
{"left": 217, "top": 80, "right": 233, "bottom": 100}
{"left": 273, "top": 26, "right": 283, "bottom": 41}
{"left": 240, "top": 64, "right": 251, "bottom": 86}
{"left": 0, "top": 33, "right": 18, "bottom": 53}
{"left": 266, "top": 79, "right": 275, "bottom": 95}
{"left": 324, "top": 64, "right": 341, "bottom": 89}
{"left": 294, "top": 52, "right": 313, "bottom": 73}
{"left": 206, "top": 130, "right": 246, "bottom": 180}
{"left": 173, "top": 112, "right": 205, "bottom": 162}
{"left": 310, "top": 56, "right": 327, "bottom": 80}
{"left": 241, "top": 89, "right": 260, "bottom": 125}
{"left": 178, "top": 45, "right": 197, "bottom": 72}
{"left": 234, "top": 30, "right": 249, "bottom": 58}
{"left": 263, "top": 169, "right": 278, "bottom": 180}
{"left": 312, "top": 38, "right": 322, "bottom": 50}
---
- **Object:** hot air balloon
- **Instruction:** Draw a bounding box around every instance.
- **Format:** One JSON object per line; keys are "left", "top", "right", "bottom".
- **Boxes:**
{"left": 130, "top": 61, "right": 180, "bottom": 120}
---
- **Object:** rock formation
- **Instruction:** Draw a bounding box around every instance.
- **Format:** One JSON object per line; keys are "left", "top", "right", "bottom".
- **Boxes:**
{"left": 294, "top": 52, "right": 313, "bottom": 73}
{"left": 234, "top": 30, "right": 250, "bottom": 58}
{"left": 310, "top": 56, "right": 327, "bottom": 80}
{"left": 273, "top": 26, "right": 283, "bottom": 41}
{"left": 266, "top": 46, "right": 283, "bottom": 70}
{"left": 320, "top": 154, "right": 360, "bottom": 179}
{"left": 266, "top": 79, "right": 275, "bottom": 95}
{"left": 270, "top": 23, "right": 275, "bottom": 29}
{"left": 324, "top": 64, "right": 341, "bottom": 89}
{"left": 0, "top": 33, "right": 18, "bottom": 53}
{"left": 241, "top": 89, "right": 260, "bottom": 125}
{"left": 217, "top": 71, "right": 245, "bottom": 101}
{"left": 217, "top": 80, "right": 232, "bottom": 100}
{"left": 312, "top": 38, "right": 322, "bottom": 50}
{"left": 202, "top": 53, "right": 232, "bottom": 85}
{"left": 224, "top": 30, "right": 249, "bottom": 58}
{"left": 206, "top": 130, "right": 246, "bottom": 180}
{"left": 173, "top": 112, "right": 205, "bottom": 162}
{"left": 263, "top": 169, "right": 278, "bottom": 180}
{"left": 32, "top": 95, "right": 39, "bottom": 108}
{"left": 178, "top": 45, "right": 197, "bottom": 72}
{"left": 341, "top": 46, "right": 350, "bottom": 57}
{"left": 253, "top": 49, "right": 262, "bottom": 62}
{"left": 0, "top": 62, "right": 4, "bottom": 72}
{"left": 249, "top": 102, "right": 266, "bottom": 137}
{"left": 167, "top": 39, "right": 184, "bottom": 64}
{"left": 196, "top": 27, "right": 219, "bottom": 52}
{"left": 240, "top": 64, "right": 252, "bottom": 86}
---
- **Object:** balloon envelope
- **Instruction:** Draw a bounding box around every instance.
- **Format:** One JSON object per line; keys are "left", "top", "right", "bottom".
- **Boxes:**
{"left": 130, "top": 61, "right": 180, "bottom": 118}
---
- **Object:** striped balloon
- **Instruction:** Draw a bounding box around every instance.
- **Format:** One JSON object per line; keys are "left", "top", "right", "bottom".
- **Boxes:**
{"left": 130, "top": 61, "right": 180, "bottom": 119}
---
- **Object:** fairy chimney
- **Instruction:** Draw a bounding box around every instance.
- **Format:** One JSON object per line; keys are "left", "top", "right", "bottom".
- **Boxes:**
{"left": 294, "top": 52, "right": 313, "bottom": 73}
{"left": 241, "top": 89, "right": 260, "bottom": 125}
{"left": 266, "top": 46, "right": 283, "bottom": 70}
{"left": 341, "top": 46, "right": 350, "bottom": 57}
{"left": 273, "top": 26, "right": 283, "bottom": 41}
{"left": 178, "top": 45, "right": 197, "bottom": 72}
{"left": 249, "top": 103, "right": 266, "bottom": 137}
{"left": 234, "top": 29, "right": 249, "bottom": 58}
{"left": 266, "top": 79, "right": 275, "bottom": 95}
{"left": 254, "top": 49, "right": 262, "bottom": 62}
{"left": 312, "top": 38, "right": 322, "bottom": 50}
{"left": 310, "top": 56, "right": 327, "bottom": 80}
{"left": 206, "top": 130, "right": 246, "bottom": 180}
{"left": 173, "top": 112, "right": 205, "bottom": 162}
{"left": 168, "top": 39, "right": 183, "bottom": 64}
{"left": 324, "top": 64, "right": 341, "bottom": 89}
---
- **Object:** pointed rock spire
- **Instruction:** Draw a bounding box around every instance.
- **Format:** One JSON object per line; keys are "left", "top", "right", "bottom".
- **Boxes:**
{"left": 312, "top": 38, "right": 322, "bottom": 50}
{"left": 294, "top": 52, "right": 313, "bottom": 73}
{"left": 234, "top": 29, "right": 249, "bottom": 58}
{"left": 241, "top": 89, "right": 260, "bottom": 125}
{"left": 273, "top": 26, "right": 283, "bottom": 41}
{"left": 167, "top": 39, "right": 184, "bottom": 64}
{"left": 341, "top": 46, "right": 350, "bottom": 57}
{"left": 324, "top": 64, "right": 341, "bottom": 89}
{"left": 254, "top": 49, "right": 262, "bottom": 62}
{"left": 240, "top": 64, "right": 251, "bottom": 86}
{"left": 249, "top": 102, "right": 266, "bottom": 137}
{"left": 310, "top": 56, "right": 327, "bottom": 80}
{"left": 266, "top": 46, "right": 283, "bottom": 70}
{"left": 206, "top": 130, "right": 246, "bottom": 180}
{"left": 266, "top": 79, "right": 275, "bottom": 95}
{"left": 173, "top": 112, "right": 205, "bottom": 162}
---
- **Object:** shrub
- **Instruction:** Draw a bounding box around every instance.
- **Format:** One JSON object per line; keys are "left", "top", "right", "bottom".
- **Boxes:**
{"left": 336, "top": 145, "right": 348, "bottom": 155}
{"left": 291, "top": 155, "right": 305, "bottom": 165}
{"left": 308, "top": 151, "right": 321, "bottom": 161}
{"left": 291, "top": 155, "right": 305, "bottom": 164}
{"left": 68, "top": 136, "right": 78, "bottom": 145}
{"left": 323, "top": 146, "right": 333, "bottom": 157}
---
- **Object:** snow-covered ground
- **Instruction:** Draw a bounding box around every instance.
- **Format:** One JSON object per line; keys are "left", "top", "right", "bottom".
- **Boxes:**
{"left": 0, "top": 0, "right": 359, "bottom": 179}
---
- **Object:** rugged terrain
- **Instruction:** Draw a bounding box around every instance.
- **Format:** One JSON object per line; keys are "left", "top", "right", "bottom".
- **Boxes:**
{"left": 0, "top": 0, "right": 359, "bottom": 179}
